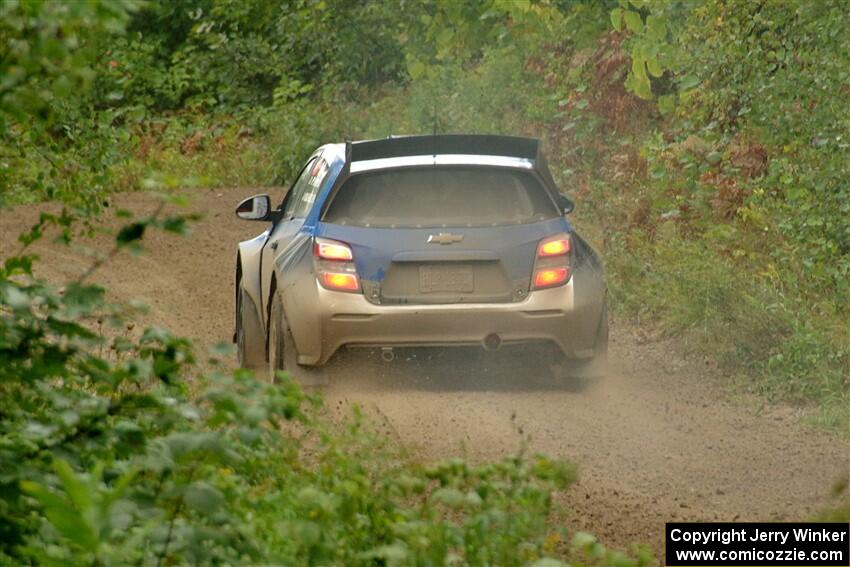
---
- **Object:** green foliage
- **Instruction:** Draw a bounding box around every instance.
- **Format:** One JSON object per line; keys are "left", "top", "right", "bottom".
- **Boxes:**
{"left": 597, "top": 0, "right": 850, "bottom": 425}
{"left": 400, "top": 0, "right": 562, "bottom": 81}
{"left": 97, "top": 0, "right": 410, "bottom": 114}
{"left": 0, "top": 0, "right": 137, "bottom": 210}
{"left": 678, "top": 0, "right": 850, "bottom": 294}
{"left": 0, "top": 0, "right": 134, "bottom": 123}
{"left": 817, "top": 476, "right": 850, "bottom": 522}
{"left": 407, "top": 53, "right": 554, "bottom": 136}
{"left": 613, "top": 0, "right": 850, "bottom": 293}
{"left": 610, "top": 0, "right": 673, "bottom": 99}
{"left": 1, "top": 213, "right": 636, "bottom": 565}
{"left": 1, "top": 0, "right": 415, "bottom": 204}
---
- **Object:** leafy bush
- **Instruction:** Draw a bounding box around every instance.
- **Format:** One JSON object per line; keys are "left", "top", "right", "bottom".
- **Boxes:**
{"left": 0, "top": 0, "right": 137, "bottom": 210}
{"left": 602, "top": 0, "right": 850, "bottom": 424}
{"left": 96, "top": 0, "right": 411, "bottom": 114}
{"left": 1, "top": 210, "right": 651, "bottom": 565}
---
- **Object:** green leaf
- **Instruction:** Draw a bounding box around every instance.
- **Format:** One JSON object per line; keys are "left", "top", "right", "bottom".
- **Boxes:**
{"left": 116, "top": 222, "right": 146, "bottom": 245}
{"left": 291, "top": 520, "right": 322, "bottom": 546}
{"left": 63, "top": 282, "right": 105, "bottom": 316}
{"left": 431, "top": 487, "right": 465, "bottom": 508}
{"left": 627, "top": 70, "right": 653, "bottom": 100}
{"left": 646, "top": 57, "right": 664, "bottom": 78}
{"left": 435, "top": 27, "right": 454, "bottom": 49}
{"left": 657, "top": 94, "right": 676, "bottom": 114}
{"left": 21, "top": 477, "right": 99, "bottom": 552}
{"left": 53, "top": 460, "right": 93, "bottom": 513}
{"left": 608, "top": 550, "right": 636, "bottom": 567}
{"left": 573, "top": 531, "right": 598, "bottom": 552}
{"left": 407, "top": 58, "right": 426, "bottom": 80}
{"left": 183, "top": 481, "right": 225, "bottom": 515}
{"left": 610, "top": 8, "right": 624, "bottom": 31}
{"left": 359, "top": 542, "right": 409, "bottom": 564}
{"left": 646, "top": 15, "right": 666, "bottom": 40}
{"left": 623, "top": 10, "right": 643, "bottom": 34}
{"left": 3, "top": 285, "right": 30, "bottom": 310}
{"left": 532, "top": 560, "right": 569, "bottom": 567}
{"left": 631, "top": 55, "right": 648, "bottom": 82}
{"left": 161, "top": 216, "right": 188, "bottom": 236}
{"left": 3, "top": 255, "right": 35, "bottom": 276}
{"left": 678, "top": 74, "right": 700, "bottom": 91}
{"left": 18, "top": 223, "right": 44, "bottom": 247}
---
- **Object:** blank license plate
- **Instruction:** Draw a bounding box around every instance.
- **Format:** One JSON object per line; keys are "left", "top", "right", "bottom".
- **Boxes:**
{"left": 419, "top": 265, "right": 474, "bottom": 293}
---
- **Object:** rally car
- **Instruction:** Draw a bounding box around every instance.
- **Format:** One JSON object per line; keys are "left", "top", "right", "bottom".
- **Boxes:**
{"left": 234, "top": 134, "right": 608, "bottom": 384}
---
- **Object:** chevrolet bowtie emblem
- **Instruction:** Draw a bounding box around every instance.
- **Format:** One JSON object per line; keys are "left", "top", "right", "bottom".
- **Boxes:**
{"left": 427, "top": 233, "right": 464, "bottom": 245}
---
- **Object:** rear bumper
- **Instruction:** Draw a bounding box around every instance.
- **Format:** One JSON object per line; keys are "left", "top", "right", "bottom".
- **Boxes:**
{"left": 291, "top": 278, "right": 597, "bottom": 365}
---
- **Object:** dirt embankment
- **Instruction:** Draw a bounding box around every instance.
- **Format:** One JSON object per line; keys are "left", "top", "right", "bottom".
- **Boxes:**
{"left": 2, "top": 188, "right": 847, "bottom": 554}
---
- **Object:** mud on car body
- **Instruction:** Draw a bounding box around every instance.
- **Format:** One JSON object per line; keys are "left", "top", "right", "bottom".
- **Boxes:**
{"left": 234, "top": 134, "right": 608, "bottom": 385}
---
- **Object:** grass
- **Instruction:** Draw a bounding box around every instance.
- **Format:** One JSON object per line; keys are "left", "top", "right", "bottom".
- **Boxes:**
{"left": 113, "top": 117, "right": 280, "bottom": 192}
{"left": 605, "top": 227, "right": 848, "bottom": 430}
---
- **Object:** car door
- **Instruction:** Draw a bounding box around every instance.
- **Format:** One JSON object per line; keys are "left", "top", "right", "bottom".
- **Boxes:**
{"left": 260, "top": 152, "right": 331, "bottom": 317}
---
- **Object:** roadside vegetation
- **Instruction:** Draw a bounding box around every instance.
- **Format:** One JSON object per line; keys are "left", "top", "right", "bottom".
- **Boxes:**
{"left": 1, "top": 0, "right": 848, "bottom": 564}
{"left": 3, "top": 0, "right": 846, "bottom": 427}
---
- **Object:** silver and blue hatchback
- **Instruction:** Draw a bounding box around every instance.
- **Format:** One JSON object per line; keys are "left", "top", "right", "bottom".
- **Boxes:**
{"left": 234, "top": 135, "right": 608, "bottom": 384}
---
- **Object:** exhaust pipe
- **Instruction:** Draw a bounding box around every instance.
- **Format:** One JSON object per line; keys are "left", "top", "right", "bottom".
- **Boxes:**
{"left": 380, "top": 347, "right": 395, "bottom": 362}
{"left": 483, "top": 333, "right": 502, "bottom": 351}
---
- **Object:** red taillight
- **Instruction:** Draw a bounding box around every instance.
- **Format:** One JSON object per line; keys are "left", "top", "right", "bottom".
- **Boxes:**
{"left": 321, "top": 272, "right": 360, "bottom": 291}
{"left": 314, "top": 237, "right": 360, "bottom": 293}
{"left": 533, "top": 267, "right": 569, "bottom": 289}
{"left": 531, "top": 233, "right": 572, "bottom": 290}
{"left": 314, "top": 239, "right": 353, "bottom": 261}
{"left": 538, "top": 237, "right": 570, "bottom": 257}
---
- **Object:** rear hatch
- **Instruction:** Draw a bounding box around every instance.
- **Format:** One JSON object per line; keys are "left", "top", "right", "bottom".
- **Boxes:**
{"left": 318, "top": 166, "right": 565, "bottom": 305}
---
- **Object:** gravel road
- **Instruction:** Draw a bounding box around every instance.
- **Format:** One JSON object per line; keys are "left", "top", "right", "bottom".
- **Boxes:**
{"left": 3, "top": 188, "right": 846, "bottom": 553}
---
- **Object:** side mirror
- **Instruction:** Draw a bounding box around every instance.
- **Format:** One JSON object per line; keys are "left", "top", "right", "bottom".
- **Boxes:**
{"left": 557, "top": 194, "right": 575, "bottom": 215}
{"left": 235, "top": 194, "right": 272, "bottom": 221}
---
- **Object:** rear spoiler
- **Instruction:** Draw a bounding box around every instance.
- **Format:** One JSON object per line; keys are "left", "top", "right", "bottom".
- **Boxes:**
{"left": 347, "top": 134, "right": 540, "bottom": 163}
{"left": 328, "top": 134, "right": 564, "bottom": 214}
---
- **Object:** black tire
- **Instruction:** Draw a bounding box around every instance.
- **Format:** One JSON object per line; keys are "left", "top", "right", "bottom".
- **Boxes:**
{"left": 236, "top": 287, "right": 248, "bottom": 368}
{"left": 552, "top": 297, "right": 609, "bottom": 387}
{"left": 268, "top": 292, "right": 327, "bottom": 387}
{"left": 236, "top": 286, "right": 265, "bottom": 370}
{"left": 594, "top": 297, "right": 609, "bottom": 362}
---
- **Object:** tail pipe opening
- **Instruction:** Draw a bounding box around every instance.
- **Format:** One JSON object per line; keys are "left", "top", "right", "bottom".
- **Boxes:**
{"left": 380, "top": 347, "right": 395, "bottom": 362}
{"left": 483, "top": 333, "right": 502, "bottom": 351}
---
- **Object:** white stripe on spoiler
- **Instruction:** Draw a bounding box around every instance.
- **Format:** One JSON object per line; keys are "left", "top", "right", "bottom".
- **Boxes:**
{"left": 349, "top": 154, "right": 535, "bottom": 173}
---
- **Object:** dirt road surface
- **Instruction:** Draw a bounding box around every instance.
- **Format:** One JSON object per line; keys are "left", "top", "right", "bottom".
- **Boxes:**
{"left": 2, "top": 189, "right": 847, "bottom": 553}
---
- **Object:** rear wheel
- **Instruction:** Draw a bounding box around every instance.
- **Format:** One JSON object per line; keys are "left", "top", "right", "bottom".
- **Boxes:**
{"left": 236, "top": 288, "right": 248, "bottom": 368}
{"left": 593, "top": 297, "right": 609, "bottom": 364}
{"left": 268, "top": 292, "right": 327, "bottom": 387}
{"left": 236, "top": 286, "right": 265, "bottom": 370}
{"left": 552, "top": 297, "right": 609, "bottom": 387}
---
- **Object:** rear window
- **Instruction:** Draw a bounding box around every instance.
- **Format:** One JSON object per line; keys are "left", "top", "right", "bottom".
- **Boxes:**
{"left": 323, "top": 167, "right": 559, "bottom": 228}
